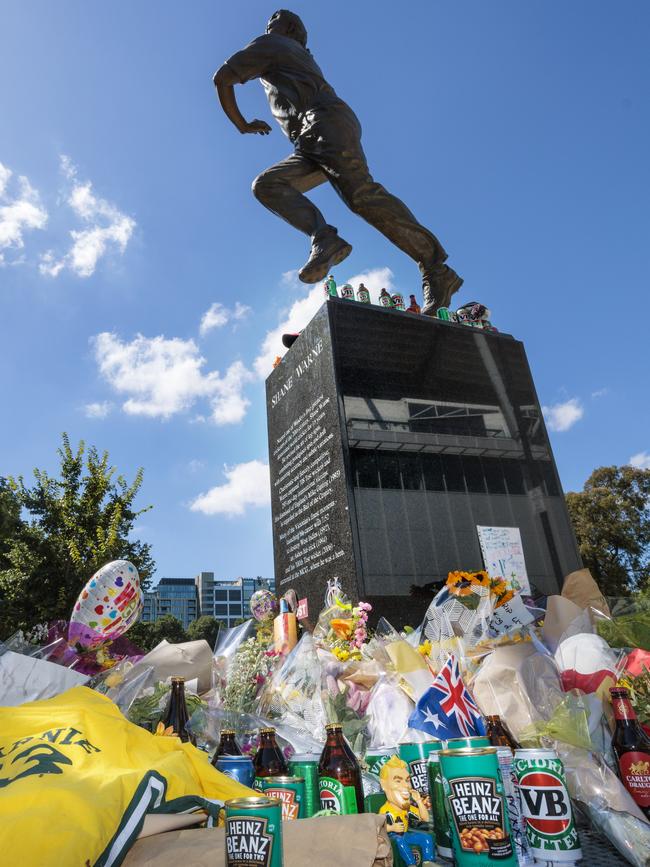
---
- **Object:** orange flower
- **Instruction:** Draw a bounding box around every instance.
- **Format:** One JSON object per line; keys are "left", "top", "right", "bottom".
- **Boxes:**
{"left": 154, "top": 722, "right": 176, "bottom": 737}
{"left": 473, "top": 570, "right": 491, "bottom": 588}
{"left": 330, "top": 618, "right": 353, "bottom": 639}
{"left": 446, "top": 572, "right": 475, "bottom": 597}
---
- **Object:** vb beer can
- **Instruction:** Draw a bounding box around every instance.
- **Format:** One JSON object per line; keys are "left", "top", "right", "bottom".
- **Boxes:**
{"left": 288, "top": 754, "right": 319, "bottom": 818}
{"left": 365, "top": 745, "right": 397, "bottom": 776}
{"left": 440, "top": 747, "right": 518, "bottom": 866}
{"left": 339, "top": 283, "right": 354, "bottom": 300}
{"left": 225, "top": 796, "right": 283, "bottom": 867}
{"left": 428, "top": 751, "right": 453, "bottom": 860}
{"left": 398, "top": 740, "right": 442, "bottom": 800}
{"left": 259, "top": 776, "right": 305, "bottom": 821}
{"left": 445, "top": 736, "right": 491, "bottom": 750}
{"left": 514, "top": 749, "right": 582, "bottom": 863}
{"left": 215, "top": 755, "right": 255, "bottom": 789}
{"left": 391, "top": 292, "right": 405, "bottom": 310}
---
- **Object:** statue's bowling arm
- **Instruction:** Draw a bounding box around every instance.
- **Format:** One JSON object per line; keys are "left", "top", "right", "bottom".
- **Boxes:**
{"left": 213, "top": 64, "right": 271, "bottom": 136}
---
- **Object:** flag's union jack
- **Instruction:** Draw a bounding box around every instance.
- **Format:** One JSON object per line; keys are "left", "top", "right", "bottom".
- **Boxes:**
{"left": 408, "top": 654, "right": 485, "bottom": 740}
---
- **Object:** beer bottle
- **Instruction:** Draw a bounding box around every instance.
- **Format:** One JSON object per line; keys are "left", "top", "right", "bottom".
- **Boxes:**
{"left": 610, "top": 687, "right": 650, "bottom": 818}
{"left": 161, "top": 676, "right": 196, "bottom": 745}
{"left": 318, "top": 723, "right": 364, "bottom": 814}
{"left": 253, "top": 727, "right": 288, "bottom": 784}
{"left": 486, "top": 714, "right": 520, "bottom": 751}
{"left": 211, "top": 729, "right": 242, "bottom": 767}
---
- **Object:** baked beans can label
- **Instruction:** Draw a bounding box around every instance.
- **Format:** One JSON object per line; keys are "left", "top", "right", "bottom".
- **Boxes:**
{"left": 398, "top": 741, "right": 442, "bottom": 798}
{"left": 440, "top": 747, "right": 517, "bottom": 865}
{"left": 225, "top": 797, "right": 283, "bottom": 867}
{"left": 259, "top": 776, "right": 305, "bottom": 821}
{"left": 514, "top": 750, "right": 581, "bottom": 862}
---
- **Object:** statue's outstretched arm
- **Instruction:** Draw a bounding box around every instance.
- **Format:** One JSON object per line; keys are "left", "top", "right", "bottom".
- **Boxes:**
{"left": 213, "top": 64, "right": 271, "bottom": 136}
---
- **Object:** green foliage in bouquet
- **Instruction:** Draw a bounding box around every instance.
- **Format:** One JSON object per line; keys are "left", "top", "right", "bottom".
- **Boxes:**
{"left": 128, "top": 681, "right": 204, "bottom": 730}
{"left": 596, "top": 608, "right": 650, "bottom": 651}
{"left": 620, "top": 666, "right": 650, "bottom": 727}
{"left": 321, "top": 687, "right": 369, "bottom": 755}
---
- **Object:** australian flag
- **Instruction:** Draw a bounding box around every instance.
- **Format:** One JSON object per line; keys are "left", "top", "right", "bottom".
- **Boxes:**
{"left": 408, "top": 655, "right": 486, "bottom": 739}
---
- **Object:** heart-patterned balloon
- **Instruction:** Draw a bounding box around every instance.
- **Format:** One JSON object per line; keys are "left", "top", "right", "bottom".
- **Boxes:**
{"left": 68, "top": 559, "right": 143, "bottom": 649}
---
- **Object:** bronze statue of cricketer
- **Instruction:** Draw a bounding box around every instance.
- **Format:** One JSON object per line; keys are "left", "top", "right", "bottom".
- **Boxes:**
{"left": 214, "top": 10, "right": 462, "bottom": 314}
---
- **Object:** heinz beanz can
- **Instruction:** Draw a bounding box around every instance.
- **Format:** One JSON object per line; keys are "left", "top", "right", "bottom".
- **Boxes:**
{"left": 225, "top": 796, "right": 283, "bottom": 867}
{"left": 365, "top": 745, "right": 397, "bottom": 776}
{"left": 514, "top": 749, "right": 581, "bottom": 863}
{"left": 288, "top": 754, "right": 319, "bottom": 818}
{"left": 399, "top": 741, "right": 442, "bottom": 800}
{"left": 440, "top": 747, "right": 518, "bottom": 866}
{"left": 497, "top": 747, "right": 533, "bottom": 865}
{"left": 216, "top": 755, "right": 255, "bottom": 789}
{"left": 428, "top": 750, "right": 453, "bottom": 860}
{"left": 259, "top": 776, "right": 305, "bottom": 821}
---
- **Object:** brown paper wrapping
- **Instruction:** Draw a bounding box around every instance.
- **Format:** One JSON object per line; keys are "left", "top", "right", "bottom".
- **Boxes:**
{"left": 124, "top": 814, "right": 392, "bottom": 867}
{"left": 562, "top": 568, "right": 610, "bottom": 616}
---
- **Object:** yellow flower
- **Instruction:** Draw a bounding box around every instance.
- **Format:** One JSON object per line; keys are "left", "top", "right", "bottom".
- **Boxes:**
{"left": 154, "top": 722, "right": 176, "bottom": 737}
{"left": 418, "top": 640, "right": 432, "bottom": 657}
{"left": 334, "top": 647, "right": 350, "bottom": 661}
{"left": 105, "top": 673, "right": 123, "bottom": 689}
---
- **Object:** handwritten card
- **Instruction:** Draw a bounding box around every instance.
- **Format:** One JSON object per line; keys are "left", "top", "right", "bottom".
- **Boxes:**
{"left": 476, "top": 525, "right": 531, "bottom": 595}
{"left": 488, "top": 594, "right": 536, "bottom": 637}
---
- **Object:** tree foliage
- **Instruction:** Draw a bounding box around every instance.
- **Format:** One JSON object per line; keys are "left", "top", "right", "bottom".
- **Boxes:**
{"left": 566, "top": 465, "right": 650, "bottom": 596}
{"left": 187, "top": 615, "right": 222, "bottom": 649}
{"left": 127, "top": 615, "right": 188, "bottom": 652}
{"left": 0, "top": 434, "right": 155, "bottom": 636}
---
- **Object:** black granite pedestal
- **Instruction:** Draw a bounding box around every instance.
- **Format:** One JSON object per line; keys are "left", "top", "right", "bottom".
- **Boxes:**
{"left": 265, "top": 299, "right": 582, "bottom": 627}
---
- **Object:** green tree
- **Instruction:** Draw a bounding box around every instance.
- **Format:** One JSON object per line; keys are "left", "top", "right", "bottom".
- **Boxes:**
{"left": 0, "top": 434, "right": 155, "bottom": 636}
{"left": 566, "top": 465, "right": 650, "bottom": 596}
{"left": 147, "top": 615, "right": 188, "bottom": 648}
{"left": 187, "top": 615, "right": 222, "bottom": 649}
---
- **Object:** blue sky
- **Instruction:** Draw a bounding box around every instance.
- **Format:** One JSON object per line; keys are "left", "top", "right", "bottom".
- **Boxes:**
{"left": 1, "top": 0, "right": 649, "bottom": 587}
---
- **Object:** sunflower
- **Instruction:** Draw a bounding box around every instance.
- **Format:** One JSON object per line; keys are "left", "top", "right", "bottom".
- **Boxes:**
{"left": 446, "top": 571, "right": 475, "bottom": 597}
{"left": 472, "top": 570, "right": 491, "bottom": 588}
{"left": 154, "top": 722, "right": 176, "bottom": 737}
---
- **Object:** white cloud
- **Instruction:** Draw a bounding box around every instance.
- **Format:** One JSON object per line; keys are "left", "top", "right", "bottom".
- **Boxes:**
{"left": 190, "top": 460, "right": 270, "bottom": 516}
{"left": 281, "top": 268, "right": 300, "bottom": 288}
{"left": 199, "top": 301, "right": 252, "bottom": 336}
{"left": 39, "top": 155, "right": 135, "bottom": 278}
{"left": 254, "top": 266, "right": 394, "bottom": 378}
{"left": 591, "top": 388, "right": 609, "bottom": 399}
{"left": 542, "top": 398, "right": 584, "bottom": 432}
{"left": 0, "top": 163, "right": 48, "bottom": 265}
{"left": 92, "top": 331, "right": 253, "bottom": 424}
{"left": 84, "top": 401, "right": 112, "bottom": 419}
{"left": 188, "top": 459, "right": 205, "bottom": 473}
{"left": 199, "top": 302, "right": 229, "bottom": 335}
{"left": 629, "top": 451, "right": 650, "bottom": 470}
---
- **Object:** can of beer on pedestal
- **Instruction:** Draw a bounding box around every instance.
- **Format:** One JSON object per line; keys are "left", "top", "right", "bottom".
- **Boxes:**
{"left": 440, "top": 747, "right": 518, "bottom": 866}
{"left": 339, "top": 283, "right": 354, "bottom": 300}
{"left": 288, "top": 754, "right": 319, "bottom": 818}
{"left": 428, "top": 749, "right": 453, "bottom": 860}
{"left": 436, "top": 307, "right": 452, "bottom": 321}
{"left": 225, "top": 796, "right": 283, "bottom": 867}
{"left": 364, "top": 745, "right": 397, "bottom": 777}
{"left": 398, "top": 740, "right": 442, "bottom": 801}
{"left": 356, "top": 286, "right": 371, "bottom": 304}
{"left": 497, "top": 747, "right": 533, "bottom": 865}
{"left": 391, "top": 292, "right": 405, "bottom": 310}
{"left": 258, "top": 776, "right": 306, "bottom": 821}
{"left": 513, "top": 749, "right": 582, "bottom": 863}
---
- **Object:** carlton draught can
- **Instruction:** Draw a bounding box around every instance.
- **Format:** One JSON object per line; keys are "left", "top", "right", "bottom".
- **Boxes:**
{"left": 440, "top": 747, "right": 518, "bottom": 866}
{"left": 513, "top": 749, "right": 581, "bottom": 863}
{"left": 225, "top": 797, "right": 283, "bottom": 867}
{"left": 398, "top": 740, "right": 442, "bottom": 800}
{"left": 259, "top": 776, "right": 305, "bottom": 821}
{"left": 216, "top": 755, "right": 255, "bottom": 788}
{"left": 288, "top": 755, "right": 319, "bottom": 818}
{"left": 428, "top": 751, "right": 453, "bottom": 860}
{"left": 365, "top": 745, "right": 397, "bottom": 777}
{"left": 391, "top": 292, "right": 405, "bottom": 310}
{"left": 497, "top": 747, "right": 533, "bottom": 865}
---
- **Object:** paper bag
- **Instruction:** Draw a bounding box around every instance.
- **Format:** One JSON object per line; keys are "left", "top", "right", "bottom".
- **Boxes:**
{"left": 128, "top": 639, "right": 214, "bottom": 693}
{"left": 124, "top": 814, "right": 392, "bottom": 867}
{"left": 542, "top": 596, "right": 584, "bottom": 652}
{"left": 562, "top": 568, "right": 610, "bottom": 616}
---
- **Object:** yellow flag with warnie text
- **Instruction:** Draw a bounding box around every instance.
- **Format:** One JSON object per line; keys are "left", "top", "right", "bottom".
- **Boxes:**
{"left": 0, "top": 686, "right": 253, "bottom": 866}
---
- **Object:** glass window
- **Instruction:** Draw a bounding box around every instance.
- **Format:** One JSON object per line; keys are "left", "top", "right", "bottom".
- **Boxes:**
{"left": 482, "top": 457, "right": 506, "bottom": 494}
{"left": 214, "top": 604, "right": 229, "bottom": 614}
{"left": 353, "top": 450, "right": 379, "bottom": 488}
{"left": 462, "top": 455, "right": 486, "bottom": 493}
{"left": 228, "top": 590, "right": 242, "bottom": 601}
{"left": 399, "top": 453, "right": 423, "bottom": 490}
{"left": 377, "top": 453, "right": 401, "bottom": 489}
{"left": 441, "top": 454, "right": 465, "bottom": 492}
{"left": 422, "top": 453, "right": 444, "bottom": 491}
{"left": 540, "top": 461, "right": 560, "bottom": 496}
{"left": 502, "top": 459, "right": 525, "bottom": 494}
{"left": 215, "top": 590, "right": 228, "bottom": 600}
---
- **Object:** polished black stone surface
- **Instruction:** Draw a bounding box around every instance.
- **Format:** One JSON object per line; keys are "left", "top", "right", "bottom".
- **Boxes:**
{"left": 266, "top": 299, "right": 582, "bottom": 625}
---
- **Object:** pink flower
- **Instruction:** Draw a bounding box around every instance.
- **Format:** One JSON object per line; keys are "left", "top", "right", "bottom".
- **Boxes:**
{"left": 255, "top": 674, "right": 266, "bottom": 685}
{"left": 358, "top": 602, "right": 372, "bottom": 612}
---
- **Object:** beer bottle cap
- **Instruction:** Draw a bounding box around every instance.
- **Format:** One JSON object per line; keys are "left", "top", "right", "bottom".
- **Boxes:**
{"left": 171, "top": 676, "right": 185, "bottom": 684}
{"left": 260, "top": 727, "right": 276, "bottom": 734}
{"left": 325, "top": 723, "right": 343, "bottom": 732}
{"left": 221, "top": 729, "right": 236, "bottom": 736}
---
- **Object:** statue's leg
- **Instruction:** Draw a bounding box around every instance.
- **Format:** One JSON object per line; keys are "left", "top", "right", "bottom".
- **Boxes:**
{"left": 252, "top": 152, "right": 328, "bottom": 236}
{"left": 252, "top": 152, "right": 353, "bottom": 283}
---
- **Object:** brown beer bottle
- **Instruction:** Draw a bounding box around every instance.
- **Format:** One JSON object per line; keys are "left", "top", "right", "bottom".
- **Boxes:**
{"left": 610, "top": 687, "right": 650, "bottom": 819}
{"left": 253, "top": 727, "right": 288, "bottom": 785}
{"left": 161, "top": 676, "right": 196, "bottom": 745}
{"left": 210, "top": 729, "right": 242, "bottom": 767}
{"left": 486, "top": 714, "right": 520, "bottom": 750}
{"left": 318, "top": 723, "right": 364, "bottom": 814}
